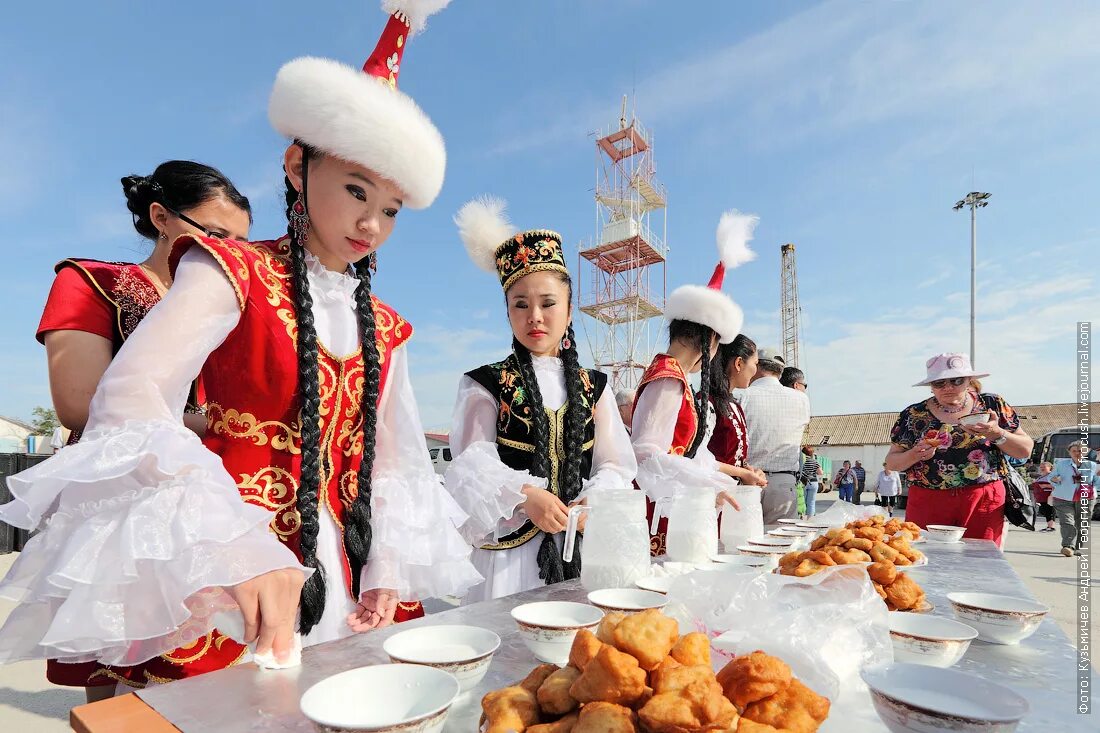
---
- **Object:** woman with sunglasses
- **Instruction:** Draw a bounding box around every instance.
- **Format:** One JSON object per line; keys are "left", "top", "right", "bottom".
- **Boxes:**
{"left": 885, "top": 353, "right": 1033, "bottom": 546}
{"left": 1, "top": 1, "right": 478, "bottom": 689}
{"left": 35, "top": 161, "right": 251, "bottom": 700}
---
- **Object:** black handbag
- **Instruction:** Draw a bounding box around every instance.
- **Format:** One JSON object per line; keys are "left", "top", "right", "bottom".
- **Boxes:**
{"left": 1001, "top": 460, "right": 1036, "bottom": 531}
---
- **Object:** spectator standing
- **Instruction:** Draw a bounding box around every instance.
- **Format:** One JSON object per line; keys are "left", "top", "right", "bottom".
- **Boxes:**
{"left": 1048, "top": 441, "right": 1096, "bottom": 556}
{"left": 1029, "top": 462, "right": 1057, "bottom": 532}
{"left": 874, "top": 463, "right": 901, "bottom": 516}
{"left": 852, "top": 460, "right": 867, "bottom": 505}
{"left": 799, "top": 445, "right": 823, "bottom": 517}
{"left": 834, "top": 460, "right": 857, "bottom": 502}
{"left": 741, "top": 347, "right": 811, "bottom": 522}
{"left": 780, "top": 366, "right": 806, "bottom": 392}
{"left": 885, "top": 353, "right": 1033, "bottom": 547}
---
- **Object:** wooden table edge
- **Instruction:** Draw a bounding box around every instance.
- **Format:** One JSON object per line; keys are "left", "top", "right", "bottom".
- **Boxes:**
{"left": 70, "top": 692, "right": 180, "bottom": 733}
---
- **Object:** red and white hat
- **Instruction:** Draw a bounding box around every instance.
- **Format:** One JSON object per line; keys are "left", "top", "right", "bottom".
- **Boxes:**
{"left": 665, "top": 210, "right": 756, "bottom": 343}
{"left": 268, "top": 1, "right": 450, "bottom": 209}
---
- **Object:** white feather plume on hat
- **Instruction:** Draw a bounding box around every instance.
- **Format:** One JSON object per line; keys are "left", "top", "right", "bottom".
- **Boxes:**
{"left": 716, "top": 210, "right": 758, "bottom": 268}
{"left": 455, "top": 197, "right": 514, "bottom": 272}
{"left": 382, "top": 0, "right": 452, "bottom": 34}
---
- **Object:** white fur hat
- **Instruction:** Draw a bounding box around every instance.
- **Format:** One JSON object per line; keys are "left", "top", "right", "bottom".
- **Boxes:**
{"left": 665, "top": 210, "right": 756, "bottom": 344}
{"left": 268, "top": 1, "right": 450, "bottom": 209}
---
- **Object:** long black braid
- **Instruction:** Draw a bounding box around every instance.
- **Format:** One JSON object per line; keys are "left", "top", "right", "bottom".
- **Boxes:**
{"left": 346, "top": 256, "right": 380, "bottom": 597}
{"left": 284, "top": 148, "right": 326, "bottom": 633}
{"left": 512, "top": 275, "right": 587, "bottom": 583}
{"left": 668, "top": 319, "right": 716, "bottom": 459}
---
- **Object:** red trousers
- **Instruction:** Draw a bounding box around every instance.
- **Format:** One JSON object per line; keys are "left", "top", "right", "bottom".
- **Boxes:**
{"left": 905, "top": 480, "right": 1006, "bottom": 546}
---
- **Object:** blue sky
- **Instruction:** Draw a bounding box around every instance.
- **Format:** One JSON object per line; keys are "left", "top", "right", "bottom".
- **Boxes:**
{"left": 2, "top": 0, "right": 1097, "bottom": 430}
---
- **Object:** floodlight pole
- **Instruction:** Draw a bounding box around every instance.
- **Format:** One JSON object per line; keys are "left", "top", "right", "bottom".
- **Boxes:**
{"left": 953, "top": 192, "right": 990, "bottom": 367}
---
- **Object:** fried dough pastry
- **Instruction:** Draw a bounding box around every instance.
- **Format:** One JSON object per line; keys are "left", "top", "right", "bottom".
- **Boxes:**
{"left": 716, "top": 651, "right": 792, "bottom": 709}
{"left": 597, "top": 611, "right": 628, "bottom": 645}
{"left": 611, "top": 608, "right": 679, "bottom": 671}
{"left": 638, "top": 678, "right": 739, "bottom": 733}
{"left": 521, "top": 664, "right": 562, "bottom": 694}
{"left": 538, "top": 666, "right": 582, "bottom": 715}
{"left": 529, "top": 711, "right": 579, "bottom": 733}
{"left": 822, "top": 545, "right": 870, "bottom": 565}
{"left": 842, "top": 537, "right": 874, "bottom": 552}
{"left": 574, "top": 702, "right": 637, "bottom": 733}
{"left": 884, "top": 572, "right": 924, "bottom": 611}
{"left": 670, "top": 632, "right": 711, "bottom": 667}
{"left": 887, "top": 536, "right": 920, "bottom": 562}
{"left": 786, "top": 553, "right": 835, "bottom": 578}
{"left": 872, "top": 582, "right": 888, "bottom": 601}
{"left": 778, "top": 551, "right": 803, "bottom": 571}
{"left": 891, "top": 529, "right": 916, "bottom": 543}
{"left": 652, "top": 655, "right": 683, "bottom": 679}
{"left": 570, "top": 629, "right": 605, "bottom": 671}
{"left": 902, "top": 521, "right": 922, "bottom": 536}
{"left": 651, "top": 664, "right": 715, "bottom": 695}
{"left": 810, "top": 536, "right": 829, "bottom": 551}
{"left": 736, "top": 720, "right": 791, "bottom": 733}
{"left": 741, "top": 678, "right": 830, "bottom": 733}
{"left": 868, "top": 541, "right": 901, "bottom": 565}
{"left": 483, "top": 685, "right": 541, "bottom": 733}
{"left": 569, "top": 645, "right": 647, "bottom": 706}
{"left": 824, "top": 528, "right": 854, "bottom": 546}
{"left": 866, "top": 561, "right": 898, "bottom": 586}
{"left": 854, "top": 526, "right": 885, "bottom": 542}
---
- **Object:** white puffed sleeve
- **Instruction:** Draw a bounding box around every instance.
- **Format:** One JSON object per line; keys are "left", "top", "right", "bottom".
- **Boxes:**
{"left": 580, "top": 386, "right": 638, "bottom": 496}
{"left": 358, "top": 349, "right": 483, "bottom": 599}
{"left": 631, "top": 379, "right": 735, "bottom": 507}
{"left": 443, "top": 376, "right": 545, "bottom": 545}
{"left": 0, "top": 249, "right": 310, "bottom": 667}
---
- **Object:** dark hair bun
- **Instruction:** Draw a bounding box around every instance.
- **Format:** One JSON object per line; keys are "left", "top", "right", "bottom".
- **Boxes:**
{"left": 121, "top": 175, "right": 165, "bottom": 240}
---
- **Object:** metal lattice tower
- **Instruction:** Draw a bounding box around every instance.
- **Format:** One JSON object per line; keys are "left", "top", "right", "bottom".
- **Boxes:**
{"left": 780, "top": 243, "right": 801, "bottom": 368}
{"left": 577, "top": 99, "right": 668, "bottom": 391}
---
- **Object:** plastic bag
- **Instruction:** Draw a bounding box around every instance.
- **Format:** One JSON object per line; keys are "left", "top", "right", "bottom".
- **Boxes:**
{"left": 812, "top": 501, "right": 886, "bottom": 527}
{"left": 664, "top": 563, "right": 891, "bottom": 724}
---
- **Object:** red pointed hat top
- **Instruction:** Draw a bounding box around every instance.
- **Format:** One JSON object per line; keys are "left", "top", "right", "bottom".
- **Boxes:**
{"left": 363, "top": 11, "right": 412, "bottom": 89}
{"left": 707, "top": 262, "right": 726, "bottom": 290}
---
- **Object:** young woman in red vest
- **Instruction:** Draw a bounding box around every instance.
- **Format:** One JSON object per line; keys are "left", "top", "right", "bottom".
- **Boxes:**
{"left": 0, "top": 1, "right": 478, "bottom": 689}
{"left": 446, "top": 198, "right": 637, "bottom": 601}
{"left": 632, "top": 212, "right": 756, "bottom": 555}
{"left": 36, "top": 161, "right": 251, "bottom": 700}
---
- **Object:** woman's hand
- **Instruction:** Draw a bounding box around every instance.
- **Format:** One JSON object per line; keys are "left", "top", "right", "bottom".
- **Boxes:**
{"left": 522, "top": 484, "right": 569, "bottom": 533}
{"left": 907, "top": 443, "right": 936, "bottom": 463}
{"left": 226, "top": 568, "right": 306, "bottom": 663}
{"left": 717, "top": 491, "right": 741, "bottom": 511}
{"left": 347, "top": 588, "right": 399, "bottom": 632}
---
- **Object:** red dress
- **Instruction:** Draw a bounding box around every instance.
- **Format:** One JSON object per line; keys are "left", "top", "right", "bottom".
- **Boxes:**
{"left": 634, "top": 354, "right": 698, "bottom": 557}
{"left": 37, "top": 260, "right": 165, "bottom": 687}
{"left": 708, "top": 400, "right": 748, "bottom": 467}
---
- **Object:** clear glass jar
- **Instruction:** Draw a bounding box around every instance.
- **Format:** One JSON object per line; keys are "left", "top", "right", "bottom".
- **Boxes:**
{"left": 720, "top": 484, "right": 764, "bottom": 553}
{"left": 665, "top": 490, "right": 718, "bottom": 563}
{"left": 563, "top": 488, "right": 651, "bottom": 590}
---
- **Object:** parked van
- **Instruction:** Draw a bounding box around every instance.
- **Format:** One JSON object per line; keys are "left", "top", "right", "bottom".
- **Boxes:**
{"left": 429, "top": 446, "right": 452, "bottom": 476}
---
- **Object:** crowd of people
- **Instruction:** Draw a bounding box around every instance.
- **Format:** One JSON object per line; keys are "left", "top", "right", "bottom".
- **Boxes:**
{"left": 0, "top": 0, "right": 1091, "bottom": 709}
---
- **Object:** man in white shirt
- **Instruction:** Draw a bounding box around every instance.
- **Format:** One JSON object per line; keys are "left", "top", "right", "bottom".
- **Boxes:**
{"left": 739, "top": 347, "right": 811, "bottom": 522}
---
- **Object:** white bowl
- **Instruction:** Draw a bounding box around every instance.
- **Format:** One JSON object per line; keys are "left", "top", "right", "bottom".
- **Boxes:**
{"left": 746, "top": 536, "right": 797, "bottom": 548}
{"left": 861, "top": 663, "right": 1028, "bottom": 732}
{"left": 777, "top": 518, "right": 802, "bottom": 525}
{"left": 796, "top": 520, "right": 832, "bottom": 530}
{"left": 768, "top": 527, "right": 815, "bottom": 538}
{"left": 736, "top": 544, "right": 790, "bottom": 557}
{"left": 511, "top": 601, "right": 604, "bottom": 664}
{"left": 710, "top": 554, "right": 770, "bottom": 570}
{"left": 925, "top": 525, "right": 967, "bottom": 543}
{"left": 947, "top": 593, "right": 1049, "bottom": 645}
{"left": 382, "top": 625, "right": 500, "bottom": 694}
{"left": 888, "top": 613, "right": 979, "bottom": 667}
{"left": 300, "top": 664, "right": 460, "bottom": 733}
{"left": 587, "top": 588, "right": 669, "bottom": 614}
{"left": 635, "top": 575, "right": 673, "bottom": 594}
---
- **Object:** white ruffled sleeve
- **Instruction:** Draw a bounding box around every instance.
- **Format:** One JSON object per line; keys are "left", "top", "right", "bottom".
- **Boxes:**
{"left": 581, "top": 385, "right": 637, "bottom": 496}
{"left": 0, "top": 249, "right": 309, "bottom": 666}
{"left": 631, "top": 379, "right": 735, "bottom": 507}
{"left": 358, "top": 349, "right": 483, "bottom": 599}
{"left": 443, "top": 376, "right": 545, "bottom": 546}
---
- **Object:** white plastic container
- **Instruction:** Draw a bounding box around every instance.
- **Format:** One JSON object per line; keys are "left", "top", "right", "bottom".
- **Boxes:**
{"left": 719, "top": 484, "right": 763, "bottom": 553}
{"left": 664, "top": 491, "right": 718, "bottom": 564}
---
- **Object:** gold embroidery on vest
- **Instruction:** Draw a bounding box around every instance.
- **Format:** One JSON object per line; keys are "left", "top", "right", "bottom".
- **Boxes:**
{"left": 237, "top": 466, "right": 301, "bottom": 539}
{"left": 207, "top": 403, "right": 301, "bottom": 455}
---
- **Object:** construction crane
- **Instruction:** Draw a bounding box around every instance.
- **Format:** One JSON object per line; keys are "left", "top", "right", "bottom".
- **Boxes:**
{"left": 780, "top": 243, "right": 802, "bottom": 368}
{"left": 577, "top": 97, "right": 668, "bottom": 390}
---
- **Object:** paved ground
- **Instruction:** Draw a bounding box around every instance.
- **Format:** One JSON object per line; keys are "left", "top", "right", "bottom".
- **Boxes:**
{"left": 0, "top": 497, "right": 1090, "bottom": 731}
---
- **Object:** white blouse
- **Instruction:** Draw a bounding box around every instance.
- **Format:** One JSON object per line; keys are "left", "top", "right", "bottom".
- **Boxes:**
{"left": 446, "top": 355, "right": 637, "bottom": 546}
{"left": 630, "top": 376, "right": 736, "bottom": 508}
{"left": 0, "top": 247, "right": 481, "bottom": 666}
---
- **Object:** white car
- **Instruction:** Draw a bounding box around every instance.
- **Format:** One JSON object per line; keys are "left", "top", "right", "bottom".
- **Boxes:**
{"left": 428, "top": 446, "right": 452, "bottom": 476}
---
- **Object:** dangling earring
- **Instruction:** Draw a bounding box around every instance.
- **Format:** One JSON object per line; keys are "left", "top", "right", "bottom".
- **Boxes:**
{"left": 289, "top": 191, "right": 310, "bottom": 244}
{"left": 561, "top": 334, "right": 572, "bottom": 351}
{"left": 367, "top": 252, "right": 378, "bottom": 273}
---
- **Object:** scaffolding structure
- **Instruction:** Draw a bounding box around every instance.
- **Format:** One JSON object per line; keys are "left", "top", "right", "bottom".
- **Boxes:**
{"left": 780, "top": 243, "right": 802, "bottom": 368}
{"left": 577, "top": 101, "right": 668, "bottom": 391}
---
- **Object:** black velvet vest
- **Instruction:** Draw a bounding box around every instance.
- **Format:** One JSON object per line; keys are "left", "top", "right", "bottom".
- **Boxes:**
{"left": 465, "top": 353, "right": 608, "bottom": 550}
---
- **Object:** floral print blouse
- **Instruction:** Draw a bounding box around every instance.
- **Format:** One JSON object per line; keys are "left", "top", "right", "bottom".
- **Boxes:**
{"left": 890, "top": 392, "right": 1020, "bottom": 490}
